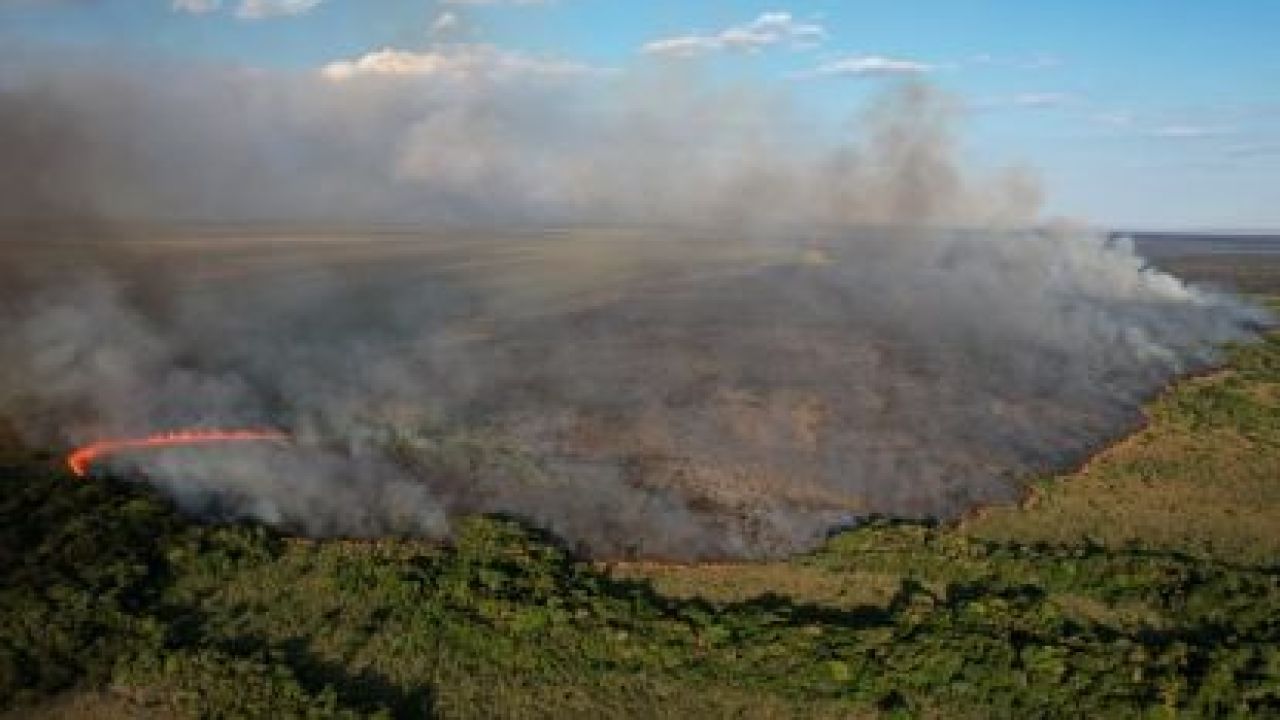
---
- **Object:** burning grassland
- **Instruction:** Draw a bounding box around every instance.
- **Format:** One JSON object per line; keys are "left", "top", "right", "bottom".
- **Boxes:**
{"left": 0, "top": 58, "right": 1271, "bottom": 559}
{"left": 3, "top": 227, "right": 1268, "bottom": 560}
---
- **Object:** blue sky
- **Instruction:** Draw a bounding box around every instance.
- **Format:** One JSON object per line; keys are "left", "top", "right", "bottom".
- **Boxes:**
{"left": 3, "top": 0, "right": 1278, "bottom": 229}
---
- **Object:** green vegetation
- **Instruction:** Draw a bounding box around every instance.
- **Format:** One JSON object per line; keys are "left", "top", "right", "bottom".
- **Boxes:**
{"left": 3, "top": 311, "right": 1279, "bottom": 718}
{"left": 4, "top": 470, "right": 1279, "bottom": 718}
{"left": 966, "top": 327, "right": 1280, "bottom": 563}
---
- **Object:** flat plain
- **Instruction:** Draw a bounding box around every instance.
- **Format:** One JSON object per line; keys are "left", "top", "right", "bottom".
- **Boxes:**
{"left": 2, "top": 235, "right": 1279, "bottom": 718}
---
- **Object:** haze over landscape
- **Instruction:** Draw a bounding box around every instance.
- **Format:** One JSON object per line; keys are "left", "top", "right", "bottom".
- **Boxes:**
{"left": 3, "top": 0, "right": 1272, "bottom": 557}
{"left": 2, "top": 2, "right": 1279, "bottom": 717}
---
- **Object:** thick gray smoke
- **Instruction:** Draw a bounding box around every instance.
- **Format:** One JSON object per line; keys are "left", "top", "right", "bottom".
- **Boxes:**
{"left": 0, "top": 52, "right": 1268, "bottom": 558}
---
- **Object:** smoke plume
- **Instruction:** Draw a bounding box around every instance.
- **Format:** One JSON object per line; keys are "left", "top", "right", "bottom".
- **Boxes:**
{"left": 0, "top": 51, "right": 1267, "bottom": 558}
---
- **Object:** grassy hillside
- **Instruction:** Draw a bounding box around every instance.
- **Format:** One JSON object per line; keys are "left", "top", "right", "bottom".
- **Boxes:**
{"left": 2, "top": 312, "right": 1279, "bottom": 718}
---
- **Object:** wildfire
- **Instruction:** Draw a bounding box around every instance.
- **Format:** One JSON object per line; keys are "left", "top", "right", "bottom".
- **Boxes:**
{"left": 66, "top": 428, "right": 291, "bottom": 478}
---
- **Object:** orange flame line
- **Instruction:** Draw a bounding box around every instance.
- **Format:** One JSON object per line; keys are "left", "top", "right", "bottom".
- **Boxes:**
{"left": 66, "top": 429, "right": 291, "bottom": 478}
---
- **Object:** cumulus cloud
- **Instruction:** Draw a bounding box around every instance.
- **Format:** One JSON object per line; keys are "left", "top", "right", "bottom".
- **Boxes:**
{"left": 642, "top": 11, "right": 825, "bottom": 58}
{"left": 320, "top": 44, "right": 610, "bottom": 81}
{"left": 807, "top": 55, "right": 934, "bottom": 77}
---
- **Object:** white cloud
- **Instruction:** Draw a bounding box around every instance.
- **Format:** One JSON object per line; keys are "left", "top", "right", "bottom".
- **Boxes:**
{"left": 1150, "top": 124, "right": 1234, "bottom": 139}
{"left": 1009, "top": 92, "right": 1072, "bottom": 109}
{"left": 807, "top": 55, "right": 933, "bottom": 77}
{"left": 642, "top": 12, "right": 825, "bottom": 58}
{"left": 970, "top": 92, "right": 1074, "bottom": 113}
{"left": 172, "top": 0, "right": 221, "bottom": 13}
{"left": 1088, "top": 114, "right": 1241, "bottom": 140}
{"left": 431, "top": 11, "right": 461, "bottom": 35}
{"left": 320, "top": 45, "right": 609, "bottom": 82}
{"left": 965, "top": 53, "right": 1063, "bottom": 70}
{"left": 235, "top": 0, "right": 323, "bottom": 20}
{"left": 1091, "top": 110, "right": 1134, "bottom": 128}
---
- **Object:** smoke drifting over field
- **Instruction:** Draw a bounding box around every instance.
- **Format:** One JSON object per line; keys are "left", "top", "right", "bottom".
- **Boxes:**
{"left": 0, "top": 52, "right": 1267, "bottom": 558}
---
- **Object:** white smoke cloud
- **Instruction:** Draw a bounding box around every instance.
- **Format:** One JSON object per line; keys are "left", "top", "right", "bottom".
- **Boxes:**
{"left": 0, "top": 51, "right": 1269, "bottom": 559}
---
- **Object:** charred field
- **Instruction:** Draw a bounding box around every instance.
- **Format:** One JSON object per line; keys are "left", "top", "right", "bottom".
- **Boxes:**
{"left": 2, "top": 232, "right": 1280, "bottom": 718}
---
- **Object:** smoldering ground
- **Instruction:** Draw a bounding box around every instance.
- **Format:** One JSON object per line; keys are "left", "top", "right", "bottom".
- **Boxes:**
{"left": 0, "top": 51, "right": 1269, "bottom": 558}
